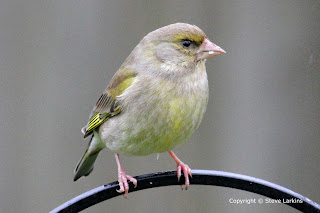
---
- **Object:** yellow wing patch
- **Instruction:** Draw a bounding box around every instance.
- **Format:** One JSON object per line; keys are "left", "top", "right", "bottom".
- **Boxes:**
{"left": 84, "top": 105, "right": 121, "bottom": 138}
{"left": 84, "top": 112, "right": 111, "bottom": 138}
{"left": 83, "top": 68, "right": 136, "bottom": 138}
{"left": 108, "top": 77, "right": 135, "bottom": 98}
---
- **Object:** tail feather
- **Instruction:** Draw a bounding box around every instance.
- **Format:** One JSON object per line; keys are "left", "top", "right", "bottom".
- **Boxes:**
{"left": 74, "top": 130, "right": 106, "bottom": 181}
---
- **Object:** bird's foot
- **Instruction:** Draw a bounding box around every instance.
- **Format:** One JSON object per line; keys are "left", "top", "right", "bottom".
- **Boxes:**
{"left": 176, "top": 161, "right": 192, "bottom": 190}
{"left": 115, "top": 153, "right": 137, "bottom": 198}
{"left": 169, "top": 151, "right": 192, "bottom": 190}
{"left": 116, "top": 169, "right": 137, "bottom": 198}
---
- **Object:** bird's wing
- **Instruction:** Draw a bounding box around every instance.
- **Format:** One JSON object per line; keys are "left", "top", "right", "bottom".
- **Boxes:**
{"left": 82, "top": 67, "right": 137, "bottom": 138}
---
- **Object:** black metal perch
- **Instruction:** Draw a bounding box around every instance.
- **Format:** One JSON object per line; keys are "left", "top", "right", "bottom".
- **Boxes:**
{"left": 50, "top": 170, "right": 320, "bottom": 213}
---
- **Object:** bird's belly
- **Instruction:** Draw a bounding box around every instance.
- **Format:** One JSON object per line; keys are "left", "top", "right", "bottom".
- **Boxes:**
{"left": 101, "top": 91, "right": 207, "bottom": 156}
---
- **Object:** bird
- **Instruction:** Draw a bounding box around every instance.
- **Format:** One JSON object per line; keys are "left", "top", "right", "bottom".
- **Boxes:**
{"left": 73, "top": 23, "right": 225, "bottom": 197}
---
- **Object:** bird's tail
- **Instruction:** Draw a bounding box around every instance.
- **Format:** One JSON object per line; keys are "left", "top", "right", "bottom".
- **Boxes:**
{"left": 73, "top": 130, "right": 106, "bottom": 181}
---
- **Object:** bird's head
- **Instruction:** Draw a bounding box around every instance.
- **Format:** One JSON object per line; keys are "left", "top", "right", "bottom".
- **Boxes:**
{"left": 124, "top": 23, "right": 225, "bottom": 77}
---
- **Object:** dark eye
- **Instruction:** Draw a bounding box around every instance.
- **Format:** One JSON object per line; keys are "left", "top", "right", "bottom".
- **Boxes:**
{"left": 181, "top": 39, "right": 192, "bottom": 48}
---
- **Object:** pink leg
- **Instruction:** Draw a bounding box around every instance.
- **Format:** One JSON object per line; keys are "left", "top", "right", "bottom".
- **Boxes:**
{"left": 169, "top": 151, "right": 192, "bottom": 190}
{"left": 115, "top": 153, "right": 137, "bottom": 198}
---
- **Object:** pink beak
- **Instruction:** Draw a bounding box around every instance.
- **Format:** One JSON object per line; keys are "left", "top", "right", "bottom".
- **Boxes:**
{"left": 197, "top": 38, "right": 226, "bottom": 61}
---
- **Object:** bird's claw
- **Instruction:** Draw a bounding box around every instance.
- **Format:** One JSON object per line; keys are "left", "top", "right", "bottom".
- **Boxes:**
{"left": 117, "top": 171, "right": 137, "bottom": 198}
{"left": 176, "top": 162, "right": 192, "bottom": 190}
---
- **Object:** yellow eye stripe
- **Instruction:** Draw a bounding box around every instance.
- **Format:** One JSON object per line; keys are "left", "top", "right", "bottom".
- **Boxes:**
{"left": 172, "top": 33, "right": 204, "bottom": 45}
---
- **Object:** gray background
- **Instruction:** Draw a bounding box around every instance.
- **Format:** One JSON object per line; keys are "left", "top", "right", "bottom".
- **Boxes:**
{"left": 1, "top": 0, "right": 319, "bottom": 212}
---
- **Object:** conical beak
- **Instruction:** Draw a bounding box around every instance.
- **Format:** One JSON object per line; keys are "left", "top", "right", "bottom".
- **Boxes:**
{"left": 197, "top": 38, "right": 226, "bottom": 61}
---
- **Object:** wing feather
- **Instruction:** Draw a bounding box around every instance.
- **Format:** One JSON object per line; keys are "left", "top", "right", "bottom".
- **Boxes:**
{"left": 82, "top": 67, "right": 137, "bottom": 138}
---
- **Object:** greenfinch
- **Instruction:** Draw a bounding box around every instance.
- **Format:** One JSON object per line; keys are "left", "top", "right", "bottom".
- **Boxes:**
{"left": 74, "top": 23, "right": 225, "bottom": 197}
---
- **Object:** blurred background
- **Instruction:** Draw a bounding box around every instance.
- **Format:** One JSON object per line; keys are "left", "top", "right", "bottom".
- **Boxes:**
{"left": 0, "top": 0, "right": 319, "bottom": 212}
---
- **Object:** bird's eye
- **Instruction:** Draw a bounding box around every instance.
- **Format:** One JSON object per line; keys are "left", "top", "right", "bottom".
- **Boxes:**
{"left": 181, "top": 39, "right": 192, "bottom": 48}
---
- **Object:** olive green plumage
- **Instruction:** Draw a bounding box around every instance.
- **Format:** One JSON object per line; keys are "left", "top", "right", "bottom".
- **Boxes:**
{"left": 74, "top": 23, "right": 225, "bottom": 181}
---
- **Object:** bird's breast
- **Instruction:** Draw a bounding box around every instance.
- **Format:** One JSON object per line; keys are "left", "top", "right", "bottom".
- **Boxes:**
{"left": 102, "top": 63, "right": 209, "bottom": 156}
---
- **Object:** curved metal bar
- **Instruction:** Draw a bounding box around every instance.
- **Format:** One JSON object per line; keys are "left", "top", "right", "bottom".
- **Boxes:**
{"left": 50, "top": 170, "right": 320, "bottom": 213}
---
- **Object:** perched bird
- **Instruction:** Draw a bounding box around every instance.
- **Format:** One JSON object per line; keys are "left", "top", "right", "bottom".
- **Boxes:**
{"left": 74, "top": 23, "right": 225, "bottom": 197}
